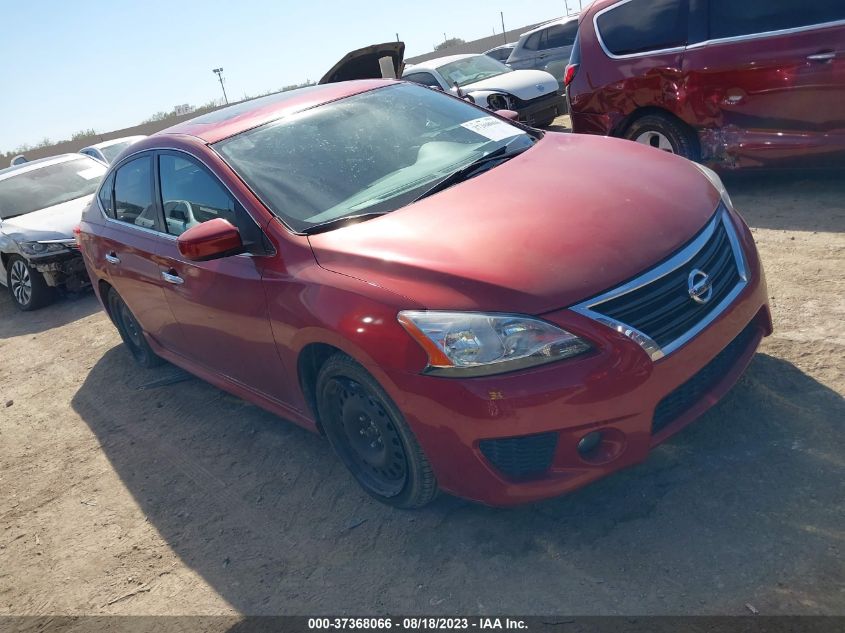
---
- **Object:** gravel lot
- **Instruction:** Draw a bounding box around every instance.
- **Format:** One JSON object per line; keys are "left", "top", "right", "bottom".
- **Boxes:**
{"left": 1, "top": 121, "right": 843, "bottom": 616}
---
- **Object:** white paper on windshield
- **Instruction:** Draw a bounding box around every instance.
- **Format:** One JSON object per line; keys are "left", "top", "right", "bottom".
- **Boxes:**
{"left": 461, "top": 117, "right": 521, "bottom": 142}
{"left": 77, "top": 167, "right": 104, "bottom": 180}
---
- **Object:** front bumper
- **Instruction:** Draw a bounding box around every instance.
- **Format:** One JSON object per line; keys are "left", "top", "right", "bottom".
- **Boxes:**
{"left": 28, "top": 248, "right": 89, "bottom": 291}
{"left": 380, "top": 215, "right": 771, "bottom": 506}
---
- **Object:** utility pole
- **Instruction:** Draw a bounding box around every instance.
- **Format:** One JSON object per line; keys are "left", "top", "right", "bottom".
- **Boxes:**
{"left": 212, "top": 67, "right": 229, "bottom": 105}
{"left": 501, "top": 11, "right": 507, "bottom": 43}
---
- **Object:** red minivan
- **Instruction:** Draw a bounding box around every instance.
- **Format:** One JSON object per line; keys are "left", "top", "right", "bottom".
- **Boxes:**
{"left": 566, "top": 0, "right": 845, "bottom": 169}
{"left": 78, "top": 81, "right": 771, "bottom": 508}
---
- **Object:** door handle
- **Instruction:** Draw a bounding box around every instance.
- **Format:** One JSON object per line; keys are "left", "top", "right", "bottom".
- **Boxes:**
{"left": 161, "top": 270, "right": 184, "bottom": 285}
{"left": 807, "top": 52, "right": 836, "bottom": 62}
{"left": 105, "top": 252, "right": 120, "bottom": 265}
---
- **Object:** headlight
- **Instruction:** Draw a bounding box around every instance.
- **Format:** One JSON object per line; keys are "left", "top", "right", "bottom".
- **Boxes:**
{"left": 487, "top": 93, "right": 510, "bottom": 110}
{"left": 693, "top": 163, "right": 734, "bottom": 210}
{"left": 398, "top": 311, "right": 591, "bottom": 377}
{"left": 18, "top": 241, "right": 71, "bottom": 256}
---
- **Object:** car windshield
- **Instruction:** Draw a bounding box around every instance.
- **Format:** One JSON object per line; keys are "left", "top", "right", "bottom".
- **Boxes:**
{"left": 213, "top": 83, "right": 535, "bottom": 232}
{"left": 0, "top": 158, "right": 106, "bottom": 219}
{"left": 100, "top": 141, "right": 135, "bottom": 163}
{"left": 437, "top": 55, "right": 512, "bottom": 87}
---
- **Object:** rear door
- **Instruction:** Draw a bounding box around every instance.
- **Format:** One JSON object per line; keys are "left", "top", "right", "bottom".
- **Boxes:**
{"left": 683, "top": 0, "right": 845, "bottom": 167}
{"left": 152, "top": 151, "right": 289, "bottom": 401}
{"left": 97, "top": 154, "right": 183, "bottom": 351}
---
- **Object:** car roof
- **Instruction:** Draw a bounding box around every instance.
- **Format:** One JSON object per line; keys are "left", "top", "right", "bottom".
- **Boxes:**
{"left": 409, "top": 54, "right": 478, "bottom": 72}
{"left": 0, "top": 153, "right": 93, "bottom": 182}
{"left": 519, "top": 15, "right": 579, "bottom": 37}
{"left": 158, "top": 80, "right": 395, "bottom": 144}
{"left": 82, "top": 135, "right": 147, "bottom": 151}
{"left": 485, "top": 43, "right": 514, "bottom": 52}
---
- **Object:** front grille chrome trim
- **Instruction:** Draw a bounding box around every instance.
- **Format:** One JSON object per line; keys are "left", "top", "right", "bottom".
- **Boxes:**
{"left": 571, "top": 205, "right": 748, "bottom": 362}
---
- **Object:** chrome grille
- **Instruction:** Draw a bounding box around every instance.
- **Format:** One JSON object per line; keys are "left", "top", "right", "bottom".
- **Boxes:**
{"left": 572, "top": 205, "right": 748, "bottom": 361}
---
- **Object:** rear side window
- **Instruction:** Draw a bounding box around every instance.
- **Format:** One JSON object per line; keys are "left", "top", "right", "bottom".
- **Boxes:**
{"left": 543, "top": 22, "right": 578, "bottom": 49}
{"left": 113, "top": 156, "right": 154, "bottom": 227}
{"left": 522, "top": 31, "right": 543, "bottom": 51}
{"left": 708, "top": 0, "right": 845, "bottom": 39}
{"left": 98, "top": 172, "right": 115, "bottom": 218}
{"left": 596, "top": 0, "right": 688, "bottom": 56}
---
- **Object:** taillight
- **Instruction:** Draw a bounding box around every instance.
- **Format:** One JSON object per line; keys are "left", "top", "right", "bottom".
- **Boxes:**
{"left": 564, "top": 64, "right": 579, "bottom": 87}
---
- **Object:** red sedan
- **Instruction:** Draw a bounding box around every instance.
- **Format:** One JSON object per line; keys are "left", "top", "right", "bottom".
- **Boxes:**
{"left": 78, "top": 80, "right": 771, "bottom": 507}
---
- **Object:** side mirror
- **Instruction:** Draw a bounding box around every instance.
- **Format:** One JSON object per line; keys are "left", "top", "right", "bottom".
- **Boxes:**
{"left": 177, "top": 218, "right": 244, "bottom": 261}
{"left": 495, "top": 109, "right": 520, "bottom": 122}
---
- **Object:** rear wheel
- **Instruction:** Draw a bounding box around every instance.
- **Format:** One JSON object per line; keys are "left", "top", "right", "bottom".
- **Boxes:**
{"left": 107, "top": 288, "right": 163, "bottom": 368}
{"left": 624, "top": 113, "right": 700, "bottom": 161}
{"left": 7, "top": 255, "right": 54, "bottom": 311}
{"left": 316, "top": 354, "right": 437, "bottom": 508}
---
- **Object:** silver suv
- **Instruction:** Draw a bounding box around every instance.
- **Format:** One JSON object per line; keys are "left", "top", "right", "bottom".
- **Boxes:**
{"left": 506, "top": 17, "right": 579, "bottom": 81}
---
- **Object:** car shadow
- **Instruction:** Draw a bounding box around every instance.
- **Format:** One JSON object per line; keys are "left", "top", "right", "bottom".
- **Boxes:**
{"left": 0, "top": 288, "right": 100, "bottom": 340}
{"left": 71, "top": 347, "right": 844, "bottom": 614}
{"left": 724, "top": 169, "right": 845, "bottom": 233}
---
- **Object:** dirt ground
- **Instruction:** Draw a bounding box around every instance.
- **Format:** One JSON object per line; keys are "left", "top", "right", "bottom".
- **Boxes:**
{"left": 1, "top": 120, "right": 843, "bottom": 616}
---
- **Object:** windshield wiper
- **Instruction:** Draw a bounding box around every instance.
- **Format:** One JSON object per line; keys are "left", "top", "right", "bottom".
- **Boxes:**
{"left": 411, "top": 140, "right": 532, "bottom": 204}
{"left": 303, "top": 211, "right": 390, "bottom": 235}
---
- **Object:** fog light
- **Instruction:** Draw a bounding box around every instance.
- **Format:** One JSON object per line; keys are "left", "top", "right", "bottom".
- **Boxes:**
{"left": 577, "top": 431, "right": 602, "bottom": 455}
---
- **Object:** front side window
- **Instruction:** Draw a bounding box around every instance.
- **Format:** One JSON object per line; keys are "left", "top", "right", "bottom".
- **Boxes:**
{"left": 113, "top": 156, "right": 154, "bottom": 227}
{"left": 214, "top": 83, "right": 536, "bottom": 233}
{"left": 596, "top": 0, "right": 688, "bottom": 56}
{"left": 0, "top": 158, "right": 106, "bottom": 219}
{"left": 708, "top": 0, "right": 845, "bottom": 39}
{"left": 158, "top": 154, "right": 238, "bottom": 237}
{"left": 436, "top": 55, "right": 512, "bottom": 87}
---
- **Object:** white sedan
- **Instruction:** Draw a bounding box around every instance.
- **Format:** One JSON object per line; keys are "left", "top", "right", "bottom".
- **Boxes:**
{"left": 402, "top": 54, "right": 564, "bottom": 127}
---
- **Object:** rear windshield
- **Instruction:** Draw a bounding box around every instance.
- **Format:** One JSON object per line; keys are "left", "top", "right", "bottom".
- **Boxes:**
{"left": 0, "top": 158, "right": 106, "bottom": 219}
{"left": 100, "top": 141, "right": 135, "bottom": 163}
{"left": 596, "top": 0, "right": 687, "bottom": 56}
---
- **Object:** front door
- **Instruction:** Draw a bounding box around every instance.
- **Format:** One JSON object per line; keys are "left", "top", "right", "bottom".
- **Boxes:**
{"left": 152, "top": 152, "right": 288, "bottom": 402}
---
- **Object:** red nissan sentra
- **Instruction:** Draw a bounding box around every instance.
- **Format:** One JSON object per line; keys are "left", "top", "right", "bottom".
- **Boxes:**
{"left": 78, "top": 80, "right": 772, "bottom": 507}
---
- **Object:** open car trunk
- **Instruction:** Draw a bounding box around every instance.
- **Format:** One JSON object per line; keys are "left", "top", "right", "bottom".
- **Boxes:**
{"left": 319, "top": 42, "right": 405, "bottom": 84}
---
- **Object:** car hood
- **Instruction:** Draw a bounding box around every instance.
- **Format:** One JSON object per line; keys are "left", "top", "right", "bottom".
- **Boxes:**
{"left": 320, "top": 42, "right": 405, "bottom": 84}
{"left": 308, "top": 134, "right": 723, "bottom": 314}
{"left": 0, "top": 195, "right": 91, "bottom": 242}
{"left": 460, "top": 70, "right": 559, "bottom": 100}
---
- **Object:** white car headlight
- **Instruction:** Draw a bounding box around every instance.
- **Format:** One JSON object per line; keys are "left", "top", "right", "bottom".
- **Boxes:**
{"left": 18, "top": 241, "right": 71, "bottom": 256}
{"left": 398, "top": 311, "right": 591, "bottom": 377}
{"left": 693, "top": 163, "right": 734, "bottom": 210}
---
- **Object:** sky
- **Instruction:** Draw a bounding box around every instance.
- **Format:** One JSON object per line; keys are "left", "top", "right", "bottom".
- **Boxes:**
{"left": 0, "top": 0, "right": 587, "bottom": 153}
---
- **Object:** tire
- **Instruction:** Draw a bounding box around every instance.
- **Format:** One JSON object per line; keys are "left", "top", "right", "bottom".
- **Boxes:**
{"left": 534, "top": 113, "right": 557, "bottom": 128}
{"left": 107, "top": 287, "right": 163, "bottom": 368}
{"left": 624, "top": 113, "right": 700, "bottom": 161}
{"left": 315, "top": 353, "right": 437, "bottom": 509}
{"left": 6, "top": 255, "right": 54, "bottom": 311}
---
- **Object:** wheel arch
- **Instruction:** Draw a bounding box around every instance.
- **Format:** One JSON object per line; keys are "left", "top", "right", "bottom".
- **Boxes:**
{"left": 611, "top": 106, "right": 698, "bottom": 140}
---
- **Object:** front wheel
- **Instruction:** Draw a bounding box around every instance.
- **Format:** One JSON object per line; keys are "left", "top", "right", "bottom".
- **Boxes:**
{"left": 316, "top": 354, "right": 437, "bottom": 508}
{"left": 6, "top": 255, "right": 54, "bottom": 311}
{"left": 624, "top": 113, "right": 700, "bottom": 161}
{"left": 107, "top": 288, "right": 163, "bottom": 368}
